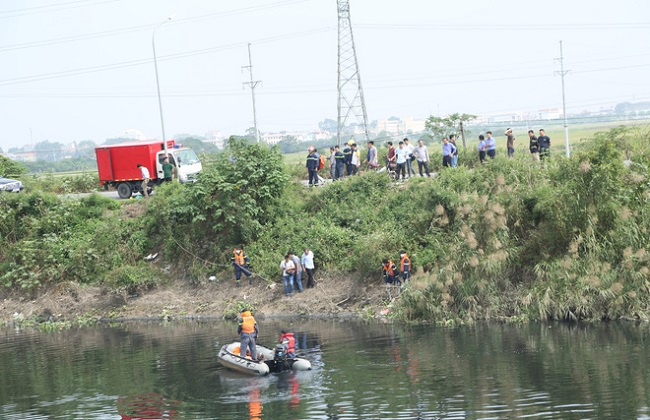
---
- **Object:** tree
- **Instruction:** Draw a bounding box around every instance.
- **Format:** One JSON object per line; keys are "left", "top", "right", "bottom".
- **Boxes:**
{"left": 176, "top": 137, "right": 219, "bottom": 155}
{"left": 186, "top": 138, "right": 288, "bottom": 245}
{"left": 318, "top": 118, "right": 337, "bottom": 133}
{"left": 0, "top": 155, "right": 27, "bottom": 177}
{"left": 425, "top": 113, "right": 477, "bottom": 145}
{"left": 76, "top": 140, "right": 96, "bottom": 159}
{"left": 277, "top": 135, "right": 300, "bottom": 154}
{"left": 34, "top": 140, "right": 64, "bottom": 161}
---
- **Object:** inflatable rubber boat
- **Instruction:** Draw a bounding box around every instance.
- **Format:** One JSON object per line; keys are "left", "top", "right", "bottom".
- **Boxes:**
{"left": 218, "top": 342, "right": 312, "bottom": 376}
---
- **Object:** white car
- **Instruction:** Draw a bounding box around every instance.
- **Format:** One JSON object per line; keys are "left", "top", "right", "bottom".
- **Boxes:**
{"left": 0, "top": 176, "right": 24, "bottom": 192}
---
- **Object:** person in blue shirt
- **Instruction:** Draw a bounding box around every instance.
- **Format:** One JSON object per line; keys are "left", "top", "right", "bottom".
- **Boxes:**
{"left": 394, "top": 141, "right": 410, "bottom": 180}
{"left": 477, "top": 134, "right": 487, "bottom": 163}
{"left": 449, "top": 134, "right": 459, "bottom": 167}
{"left": 486, "top": 131, "right": 496, "bottom": 159}
{"left": 442, "top": 137, "right": 457, "bottom": 167}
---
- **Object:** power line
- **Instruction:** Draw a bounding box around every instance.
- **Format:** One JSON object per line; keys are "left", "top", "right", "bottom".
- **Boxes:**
{"left": 0, "top": 0, "right": 119, "bottom": 19}
{"left": 0, "top": 27, "right": 334, "bottom": 87}
{"left": 0, "top": 0, "right": 312, "bottom": 51}
{"left": 355, "top": 22, "right": 650, "bottom": 31}
{"left": 0, "top": 0, "right": 108, "bottom": 14}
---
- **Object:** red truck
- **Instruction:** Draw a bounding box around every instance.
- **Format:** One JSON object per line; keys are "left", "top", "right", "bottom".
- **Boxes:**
{"left": 95, "top": 139, "right": 202, "bottom": 199}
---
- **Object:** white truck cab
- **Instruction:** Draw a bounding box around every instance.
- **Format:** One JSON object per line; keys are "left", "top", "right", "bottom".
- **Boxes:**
{"left": 156, "top": 147, "right": 202, "bottom": 183}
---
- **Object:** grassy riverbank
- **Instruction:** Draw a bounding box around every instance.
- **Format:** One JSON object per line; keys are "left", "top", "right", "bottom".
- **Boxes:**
{"left": 2, "top": 126, "right": 650, "bottom": 325}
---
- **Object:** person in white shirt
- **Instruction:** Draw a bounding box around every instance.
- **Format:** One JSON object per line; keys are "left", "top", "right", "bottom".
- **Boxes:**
{"left": 403, "top": 138, "right": 416, "bottom": 177}
{"left": 350, "top": 143, "right": 360, "bottom": 175}
{"left": 137, "top": 163, "right": 150, "bottom": 198}
{"left": 301, "top": 248, "right": 315, "bottom": 288}
{"left": 280, "top": 255, "right": 296, "bottom": 296}
{"left": 395, "top": 141, "right": 410, "bottom": 180}
{"left": 415, "top": 140, "right": 430, "bottom": 177}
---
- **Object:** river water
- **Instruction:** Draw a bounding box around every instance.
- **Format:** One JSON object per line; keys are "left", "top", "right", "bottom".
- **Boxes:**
{"left": 1, "top": 319, "right": 649, "bottom": 419}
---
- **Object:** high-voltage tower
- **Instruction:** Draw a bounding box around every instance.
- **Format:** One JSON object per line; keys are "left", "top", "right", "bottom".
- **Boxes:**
{"left": 337, "top": 0, "right": 370, "bottom": 146}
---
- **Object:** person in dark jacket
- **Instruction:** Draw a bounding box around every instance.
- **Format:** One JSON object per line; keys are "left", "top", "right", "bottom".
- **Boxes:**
{"left": 343, "top": 140, "right": 354, "bottom": 176}
{"left": 538, "top": 129, "right": 551, "bottom": 160}
{"left": 305, "top": 147, "right": 320, "bottom": 187}
{"left": 334, "top": 145, "right": 345, "bottom": 179}
{"left": 528, "top": 130, "right": 540, "bottom": 161}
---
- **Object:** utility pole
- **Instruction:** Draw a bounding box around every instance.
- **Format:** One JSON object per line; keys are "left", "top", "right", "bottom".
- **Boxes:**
{"left": 459, "top": 121, "right": 466, "bottom": 149}
{"left": 242, "top": 43, "right": 261, "bottom": 143}
{"left": 554, "top": 40, "right": 571, "bottom": 158}
{"left": 337, "top": 0, "right": 370, "bottom": 147}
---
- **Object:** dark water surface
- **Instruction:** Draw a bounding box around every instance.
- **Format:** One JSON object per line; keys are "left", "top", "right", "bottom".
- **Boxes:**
{"left": 1, "top": 320, "right": 649, "bottom": 419}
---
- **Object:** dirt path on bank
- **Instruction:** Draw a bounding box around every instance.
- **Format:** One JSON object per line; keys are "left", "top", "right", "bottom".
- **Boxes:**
{"left": 0, "top": 272, "right": 391, "bottom": 324}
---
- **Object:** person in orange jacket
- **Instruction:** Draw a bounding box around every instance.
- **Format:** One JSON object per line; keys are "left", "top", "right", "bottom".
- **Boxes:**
{"left": 279, "top": 329, "right": 296, "bottom": 359}
{"left": 231, "top": 246, "right": 251, "bottom": 286}
{"left": 238, "top": 308, "right": 258, "bottom": 360}
{"left": 399, "top": 250, "right": 411, "bottom": 283}
{"left": 382, "top": 259, "right": 398, "bottom": 285}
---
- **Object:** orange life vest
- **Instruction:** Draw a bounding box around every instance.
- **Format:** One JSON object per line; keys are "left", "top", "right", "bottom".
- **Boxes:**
{"left": 400, "top": 254, "right": 411, "bottom": 272}
{"left": 233, "top": 249, "right": 246, "bottom": 265}
{"left": 383, "top": 261, "right": 395, "bottom": 276}
{"left": 280, "top": 332, "right": 295, "bottom": 354}
{"left": 240, "top": 311, "right": 256, "bottom": 334}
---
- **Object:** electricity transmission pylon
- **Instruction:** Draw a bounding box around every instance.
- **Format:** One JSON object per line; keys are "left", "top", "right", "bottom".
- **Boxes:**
{"left": 337, "top": 0, "right": 370, "bottom": 146}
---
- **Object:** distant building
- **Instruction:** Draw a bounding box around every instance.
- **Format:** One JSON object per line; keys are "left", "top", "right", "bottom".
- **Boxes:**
{"left": 376, "top": 118, "right": 404, "bottom": 134}
{"left": 120, "top": 128, "right": 147, "bottom": 140}
{"left": 10, "top": 151, "right": 37, "bottom": 162}
{"left": 204, "top": 130, "right": 225, "bottom": 148}
{"left": 537, "top": 108, "right": 561, "bottom": 120}
{"left": 262, "top": 132, "right": 305, "bottom": 145}
{"left": 403, "top": 117, "right": 426, "bottom": 134}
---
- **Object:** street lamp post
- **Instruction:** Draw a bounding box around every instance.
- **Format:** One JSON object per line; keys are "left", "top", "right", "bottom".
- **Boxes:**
{"left": 152, "top": 15, "right": 174, "bottom": 156}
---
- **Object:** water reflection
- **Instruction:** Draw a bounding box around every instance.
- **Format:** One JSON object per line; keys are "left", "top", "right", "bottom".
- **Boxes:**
{"left": 0, "top": 321, "right": 649, "bottom": 419}
{"left": 116, "top": 392, "right": 181, "bottom": 419}
{"left": 247, "top": 384, "right": 262, "bottom": 420}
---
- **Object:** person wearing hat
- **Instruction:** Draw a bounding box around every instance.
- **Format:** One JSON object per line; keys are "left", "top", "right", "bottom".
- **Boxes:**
{"left": 238, "top": 308, "right": 258, "bottom": 360}
{"left": 136, "top": 163, "right": 150, "bottom": 198}
{"left": 505, "top": 128, "right": 515, "bottom": 158}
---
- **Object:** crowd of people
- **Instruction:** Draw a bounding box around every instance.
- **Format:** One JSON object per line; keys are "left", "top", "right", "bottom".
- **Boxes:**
{"left": 305, "top": 128, "right": 552, "bottom": 182}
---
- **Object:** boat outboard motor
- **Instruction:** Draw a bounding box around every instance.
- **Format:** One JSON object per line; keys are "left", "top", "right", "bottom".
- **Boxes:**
{"left": 274, "top": 344, "right": 287, "bottom": 361}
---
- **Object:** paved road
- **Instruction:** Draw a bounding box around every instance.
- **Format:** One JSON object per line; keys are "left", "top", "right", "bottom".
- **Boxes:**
{"left": 65, "top": 190, "right": 126, "bottom": 200}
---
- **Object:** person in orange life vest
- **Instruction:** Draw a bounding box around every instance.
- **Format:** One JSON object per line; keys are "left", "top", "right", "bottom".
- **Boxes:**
{"left": 238, "top": 308, "right": 258, "bottom": 360}
{"left": 231, "top": 246, "right": 250, "bottom": 286}
{"left": 279, "top": 329, "right": 296, "bottom": 359}
{"left": 399, "top": 250, "right": 411, "bottom": 283}
{"left": 382, "top": 258, "right": 398, "bottom": 285}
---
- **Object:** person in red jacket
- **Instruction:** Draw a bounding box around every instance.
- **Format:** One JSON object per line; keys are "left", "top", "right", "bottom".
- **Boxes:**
{"left": 279, "top": 329, "right": 296, "bottom": 359}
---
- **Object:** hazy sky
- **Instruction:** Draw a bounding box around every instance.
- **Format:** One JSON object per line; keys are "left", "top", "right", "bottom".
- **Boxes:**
{"left": 1, "top": 0, "right": 648, "bottom": 149}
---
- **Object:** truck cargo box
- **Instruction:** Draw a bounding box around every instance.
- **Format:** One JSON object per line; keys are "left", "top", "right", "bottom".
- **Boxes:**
{"left": 95, "top": 140, "right": 175, "bottom": 183}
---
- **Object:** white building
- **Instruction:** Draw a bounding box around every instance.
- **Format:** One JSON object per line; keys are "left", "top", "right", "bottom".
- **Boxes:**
{"left": 120, "top": 129, "right": 147, "bottom": 140}
{"left": 538, "top": 108, "right": 561, "bottom": 120}
{"left": 204, "top": 130, "right": 225, "bottom": 148}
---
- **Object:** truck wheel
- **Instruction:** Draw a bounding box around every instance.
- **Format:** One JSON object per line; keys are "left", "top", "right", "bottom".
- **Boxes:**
{"left": 117, "top": 183, "right": 132, "bottom": 199}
